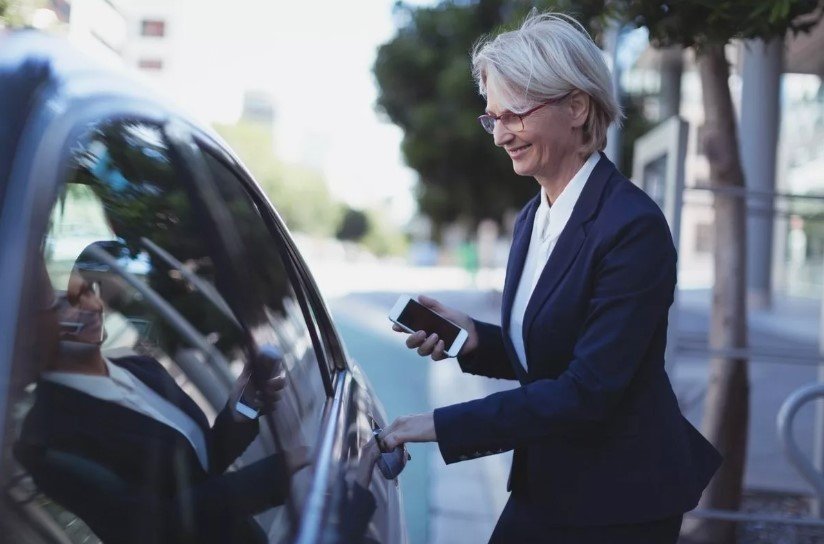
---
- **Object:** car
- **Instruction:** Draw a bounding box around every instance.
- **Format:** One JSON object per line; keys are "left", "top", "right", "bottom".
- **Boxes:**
{"left": 0, "top": 30, "right": 407, "bottom": 544}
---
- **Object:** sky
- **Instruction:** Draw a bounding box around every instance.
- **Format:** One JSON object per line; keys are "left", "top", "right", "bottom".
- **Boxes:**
{"left": 168, "top": 0, "right": 439, "bottom": 224}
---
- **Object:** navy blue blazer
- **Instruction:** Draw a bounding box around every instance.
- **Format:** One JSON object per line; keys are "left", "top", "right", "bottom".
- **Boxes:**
{"left": 433, "top": 154, "right": 721, "bottom": 527}
{"left": 15, "top": 355, "right": 288, "bottom": 544}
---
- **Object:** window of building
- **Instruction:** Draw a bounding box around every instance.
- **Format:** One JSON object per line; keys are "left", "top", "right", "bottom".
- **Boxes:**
{"left": 140, "top": 19, "right": 166, "bottom": 37}
{"left": 137, "top": 58, "right": 163, "bottom": 71}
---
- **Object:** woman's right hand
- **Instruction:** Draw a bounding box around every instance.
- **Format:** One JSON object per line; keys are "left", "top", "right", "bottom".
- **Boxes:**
{"left": 391, "top": 295, "right": 478, "bottom": 361}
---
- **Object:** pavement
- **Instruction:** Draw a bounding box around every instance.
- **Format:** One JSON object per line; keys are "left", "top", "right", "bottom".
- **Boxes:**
{"left": 316, "top": 261, "right": 824, "bottom": 543}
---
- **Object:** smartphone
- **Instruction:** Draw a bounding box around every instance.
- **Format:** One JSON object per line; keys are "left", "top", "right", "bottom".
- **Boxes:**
{"left": 388, "top": 295, "right": 468, "bottom": 357}
{"left": 235, "top": 379, "right": 262, "bottom": 419}
{"left": 235, "top": 346, "right": 281, "bottom": 419}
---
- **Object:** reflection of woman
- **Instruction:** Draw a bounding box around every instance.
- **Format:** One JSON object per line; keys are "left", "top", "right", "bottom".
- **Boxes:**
{"left": 15, "top": 253, "right": 301, "bottom": 544}
{"left": 379, "top": 12, "right": 721, "bottom": 543}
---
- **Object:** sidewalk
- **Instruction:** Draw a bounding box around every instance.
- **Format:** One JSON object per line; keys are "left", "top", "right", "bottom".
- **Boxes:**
{"left": 676, "top": 288, "right": 822, "bottom": 494}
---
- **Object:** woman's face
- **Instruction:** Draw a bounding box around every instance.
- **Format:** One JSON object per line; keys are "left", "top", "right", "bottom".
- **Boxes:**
{"left": 485, "top": 73, "right": 585, "bottom": 181}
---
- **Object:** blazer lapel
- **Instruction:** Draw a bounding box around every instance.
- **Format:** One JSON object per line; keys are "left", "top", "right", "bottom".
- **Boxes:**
{"left": 522, "top": 154, "right": 615, "bottom": 352}
{"left": 501, "top": 194, "right": 540, "bottom": 332}
{"left": 500, "top": 195, "right": 540, "bottom": 383}
{"left": 112, "top": 357, "right": 211, "bottom": 435}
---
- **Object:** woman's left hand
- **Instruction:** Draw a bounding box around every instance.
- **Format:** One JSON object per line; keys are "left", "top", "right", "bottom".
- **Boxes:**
{"left": 378, "top": 413, "right": 437, "bottom": 451}
{"left": 228, "top": 358, "right": 287, "bottom": 422}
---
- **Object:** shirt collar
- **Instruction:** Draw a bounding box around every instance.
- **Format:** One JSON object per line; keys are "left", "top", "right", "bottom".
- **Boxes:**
{"left": 539, "top": 152, "right": 599, "bottom": 242}
{"left": 41, "top": 357, "right": 135, "bottom": 402}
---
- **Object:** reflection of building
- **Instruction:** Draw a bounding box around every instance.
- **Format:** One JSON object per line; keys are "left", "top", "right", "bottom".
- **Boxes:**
{"left": 115, "top": 0, "right": 183, "bottom": 92}
{"left": 629, "top": 23, "right": 824, "bottom": 301}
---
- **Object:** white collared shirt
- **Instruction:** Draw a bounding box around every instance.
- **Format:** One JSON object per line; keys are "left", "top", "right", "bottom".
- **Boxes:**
{"left": 42, "top": 358, "right": 210, "bottom": 471}
{"left": 509, "top": 152, "right": 600, "bottom": 370}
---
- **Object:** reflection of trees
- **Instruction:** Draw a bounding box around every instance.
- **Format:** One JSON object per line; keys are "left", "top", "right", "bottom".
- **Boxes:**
{"left": 199, "top": 152, "right": 292, "bottom": 320}
{"left": 67, "top": 121, "right": 244, "bottom": 359}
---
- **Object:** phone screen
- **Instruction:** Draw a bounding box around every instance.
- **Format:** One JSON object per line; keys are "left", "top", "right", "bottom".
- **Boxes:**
{"left": 397, "top": 299, "right": 460, "bottom": 346}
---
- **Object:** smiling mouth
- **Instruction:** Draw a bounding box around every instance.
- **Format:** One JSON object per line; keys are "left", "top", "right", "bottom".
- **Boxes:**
{"left": 508, "top": 144, "right": 531, "bottom": 156}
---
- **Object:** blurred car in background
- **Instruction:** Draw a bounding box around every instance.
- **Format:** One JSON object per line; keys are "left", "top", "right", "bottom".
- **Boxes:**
{"left": 0, "top": 30, "right": 406, "bottom": 544}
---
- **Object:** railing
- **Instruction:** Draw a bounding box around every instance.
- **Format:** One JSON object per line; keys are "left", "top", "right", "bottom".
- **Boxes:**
{"left": 778, "top": 383, "right": 824, "bottom": 514}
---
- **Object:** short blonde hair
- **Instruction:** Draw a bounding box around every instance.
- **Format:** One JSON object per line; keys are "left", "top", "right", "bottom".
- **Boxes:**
{"left": 472, "top": 11, "right": 622, "bottom": 154}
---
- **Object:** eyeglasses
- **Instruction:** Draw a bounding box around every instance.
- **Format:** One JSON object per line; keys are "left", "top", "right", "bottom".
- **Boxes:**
{"left": 478, "top": 92, "right": 572, "bottom": 134}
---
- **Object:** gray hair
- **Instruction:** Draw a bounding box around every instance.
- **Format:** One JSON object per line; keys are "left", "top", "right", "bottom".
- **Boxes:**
{"left": 471, "top": 11, "right": 622, "bottom": 154}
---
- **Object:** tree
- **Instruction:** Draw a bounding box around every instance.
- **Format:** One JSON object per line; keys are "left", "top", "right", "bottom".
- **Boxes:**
{"left": 336, "top": 207, "right": 370, "bottom": 242}
{"left": 612, "top": 2, "right": 823, "bottom": 543}
{"left": 374, "top": 0, "right": 607, "bottom": 235}
{"left": 213, "top": 122, "right": 343, "bottom": 237}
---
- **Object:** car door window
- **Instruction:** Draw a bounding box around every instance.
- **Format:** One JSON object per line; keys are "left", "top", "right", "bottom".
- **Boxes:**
{"left": 195, "top": 147, "right": 332, "bottom": 523}
{"left": 4, "top": 119, "right": 302, "bottom": 543}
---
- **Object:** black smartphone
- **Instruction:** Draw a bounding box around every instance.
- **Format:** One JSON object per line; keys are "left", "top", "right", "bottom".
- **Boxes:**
{"left": 388, "top": 295, "right": 468, "bottom": 357}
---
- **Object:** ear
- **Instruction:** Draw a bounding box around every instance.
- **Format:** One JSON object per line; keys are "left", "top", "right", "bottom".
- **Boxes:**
{"left": 567, "top": 92, "right": 590, "bottom": 129}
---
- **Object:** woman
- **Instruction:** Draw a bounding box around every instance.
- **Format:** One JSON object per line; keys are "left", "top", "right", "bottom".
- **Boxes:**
{"left": 379, "top": 12, "right": 721, "bottom": 543}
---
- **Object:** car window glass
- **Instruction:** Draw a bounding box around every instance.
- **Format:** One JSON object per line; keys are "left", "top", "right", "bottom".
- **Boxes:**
{"left": 5, "top": 119, "right": 300, "bottom": 543}
{"left": 197, "top": 148, "right": 330, "bottom": 516}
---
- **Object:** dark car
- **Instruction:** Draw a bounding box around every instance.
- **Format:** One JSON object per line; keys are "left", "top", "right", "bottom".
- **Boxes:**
{"left": 0, "top": 31, "right": 407, "bottom": 544}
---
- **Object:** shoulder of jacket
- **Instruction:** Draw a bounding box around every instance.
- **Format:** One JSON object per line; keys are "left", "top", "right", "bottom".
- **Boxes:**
{"left": 598, "top": 173, "right": 668, "bottom": 229}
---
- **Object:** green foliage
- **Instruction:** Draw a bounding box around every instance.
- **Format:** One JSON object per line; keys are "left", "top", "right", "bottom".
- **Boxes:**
{"left": 360, "top": 209, "right": 410, "bottom": 257}
{"left": 615, "top": 0, "right": 823, "bottom": 48}
{"left": 336, "top": 207, "right": 370, "bottom": 241}
{"left": 1, "top": 0, "right": 49, "bottom": 27}
{"left": 213, "top": 122, "right": 342, "bottom": 237}
{"left": 374, "top": 0, "right": 607, "bottom": 232}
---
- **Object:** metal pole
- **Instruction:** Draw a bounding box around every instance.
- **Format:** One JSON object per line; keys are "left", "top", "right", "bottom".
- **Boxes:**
{"left": 740, "top": 38, "right": 783, "bottom": 310}
{"left": 659, "top": 47, "right": 683, "bottom": 120}
{"left": 816, "top": 264, "right": 824, "bottom": 517}
{"left": 604, "top": 20, "right": 622, "bottom": 166}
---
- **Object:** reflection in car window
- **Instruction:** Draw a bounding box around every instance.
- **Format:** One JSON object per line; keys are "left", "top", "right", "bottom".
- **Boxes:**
{"left": 7, "top": 120, "right": 299, "bottom": 543}
{"left": 198, "top": 148, "right": 330, "bottom": 521}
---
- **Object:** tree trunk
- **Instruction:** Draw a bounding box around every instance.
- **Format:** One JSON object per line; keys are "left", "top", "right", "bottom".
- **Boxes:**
{"left": 684, "top": 44, "right": 750, "bottom": 544}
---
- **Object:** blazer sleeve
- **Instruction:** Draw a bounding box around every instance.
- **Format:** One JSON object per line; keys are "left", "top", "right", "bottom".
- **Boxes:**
{"left": 208, "top": 404, "right": 260, "bottom": 474}
{"left": 455, "top": 320, "right": 516, "bottom": 380}
{"left": 433, "top": 213, "right": 676, "bottom": 463}
{"left": 18, "top": 446, "right": 288, "bottom": 544}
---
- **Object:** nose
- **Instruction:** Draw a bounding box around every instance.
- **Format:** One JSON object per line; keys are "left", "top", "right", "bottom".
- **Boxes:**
{"left": 492, "top": 121, "right": 514, "bottom": 147}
